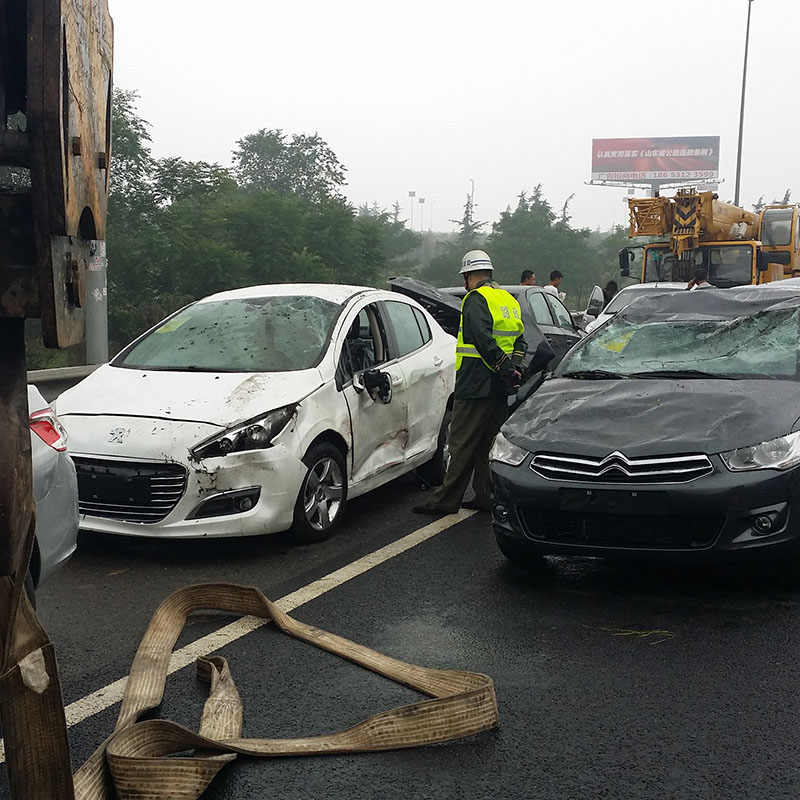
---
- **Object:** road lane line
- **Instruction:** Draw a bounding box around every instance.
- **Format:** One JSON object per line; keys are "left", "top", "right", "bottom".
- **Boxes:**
{"left": 0, "top": 510, "right": 475, "bottom": 763}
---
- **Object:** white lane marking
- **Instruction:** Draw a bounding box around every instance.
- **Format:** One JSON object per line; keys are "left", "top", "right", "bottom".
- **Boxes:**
{"left": 0, "top": 510, "right": 475, "bottom": 763}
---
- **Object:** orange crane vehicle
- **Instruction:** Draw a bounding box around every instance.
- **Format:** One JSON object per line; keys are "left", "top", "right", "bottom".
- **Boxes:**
{"left": 619, "top": 188, "right": 796, "bottom": 287}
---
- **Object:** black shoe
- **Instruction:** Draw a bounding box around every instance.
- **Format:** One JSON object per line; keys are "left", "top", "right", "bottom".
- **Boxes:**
{"left": 461, "top": 499, "right": 491, "bottom": 512}
{"left": 412, "top": 503, "right": 455, "bottom": 516}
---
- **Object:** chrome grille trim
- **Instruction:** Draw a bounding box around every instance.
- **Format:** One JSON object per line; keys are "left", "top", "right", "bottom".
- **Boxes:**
{"left": 73, "top": 457, "right": 188, "bottom": 523}
{"left": 531, "top": 450, "right": 714, "bottom": 484}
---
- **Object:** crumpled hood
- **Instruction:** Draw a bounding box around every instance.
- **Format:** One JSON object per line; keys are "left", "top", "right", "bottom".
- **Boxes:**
{"left": 504, "top": 377, "right": 800, "bottom": 457}
{"left": 56, "top": 364, "right": 324, "bottom": 426}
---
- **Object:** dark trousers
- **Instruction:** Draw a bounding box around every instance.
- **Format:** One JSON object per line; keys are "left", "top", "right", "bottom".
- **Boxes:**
{"left": 431, "top": 396, "right": 508, "bottom": 513}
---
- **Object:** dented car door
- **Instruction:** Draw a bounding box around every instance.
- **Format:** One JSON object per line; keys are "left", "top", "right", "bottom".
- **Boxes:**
{"left": 336, "top": 302, "right": 410, "bottom": 486}
{"left": 381, "top": 299, "right": 449, "bottom": 461}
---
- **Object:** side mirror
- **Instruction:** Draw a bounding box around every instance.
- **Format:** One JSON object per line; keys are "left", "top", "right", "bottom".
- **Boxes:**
{"left": 352, "top": 373, "right": 366, "bottom": 393}
{"left": 363, "top": 369, "right": 392, "bottom": 404}
{"left": 618, "top": 248, "right": 633, "bottom": 278}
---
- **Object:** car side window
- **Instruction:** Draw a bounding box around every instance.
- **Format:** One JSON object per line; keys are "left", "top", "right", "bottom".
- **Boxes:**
{"left": 337, "top": 304, "right": 389, "bottom": 383}
{"left": 545, "top": 294, "right": 576, "bottom": 331}
{"left": 384, "top": 300, "right": 427, "bottom": 357}
{"left": 528, "top": 291, "right": 555, "bottom": 326}
{"left": 412, "top": 307, "right": 432, "bottom": 344}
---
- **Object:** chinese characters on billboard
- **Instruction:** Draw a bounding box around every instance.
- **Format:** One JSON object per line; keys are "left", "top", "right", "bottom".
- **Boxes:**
{"left": 591, "top": 136, "right": 720, "bottom": 182}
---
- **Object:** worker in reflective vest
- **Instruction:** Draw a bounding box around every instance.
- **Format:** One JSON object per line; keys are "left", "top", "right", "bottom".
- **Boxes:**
{"left": 414, "top": 250, "right": 526, "bottom": 515}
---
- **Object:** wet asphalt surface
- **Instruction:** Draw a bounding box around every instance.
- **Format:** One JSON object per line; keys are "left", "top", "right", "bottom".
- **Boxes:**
{"left": 3, "top": 472, "right": 800, "bottom": 799}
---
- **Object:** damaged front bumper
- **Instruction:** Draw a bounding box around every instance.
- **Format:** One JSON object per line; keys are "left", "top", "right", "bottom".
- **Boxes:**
{"left": 68, "top": 416, "right": 309, "bottom": 539}
{"left": 490, "top": 456, "right": 800, "bottom": 561}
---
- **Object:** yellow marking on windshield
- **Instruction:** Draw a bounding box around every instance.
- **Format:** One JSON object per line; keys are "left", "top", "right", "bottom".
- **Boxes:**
{"left": 155, "top": 317, "right": 188, "bottom": 334}
{"left": 600, "top": 331, "right": 634, "bottom": 353}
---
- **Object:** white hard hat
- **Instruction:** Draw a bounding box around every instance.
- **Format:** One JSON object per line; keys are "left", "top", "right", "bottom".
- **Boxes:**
{"left": 459, "top": 249, "right": 493, "bottom": 274}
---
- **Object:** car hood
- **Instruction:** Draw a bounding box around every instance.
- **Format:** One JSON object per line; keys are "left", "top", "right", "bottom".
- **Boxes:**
{"left": 389, "top": 277, "right": 462, "bottom": 337}
{"left": 504, "top": 377, "right": 800, "bottom": 457}
{"left": 56, "top": 364, "right": 325, "bottom": 426}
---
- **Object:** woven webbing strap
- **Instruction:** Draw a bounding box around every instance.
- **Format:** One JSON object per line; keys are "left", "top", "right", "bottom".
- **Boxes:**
{"left": 3, "top": 582, "right": 497, "bottom": 799}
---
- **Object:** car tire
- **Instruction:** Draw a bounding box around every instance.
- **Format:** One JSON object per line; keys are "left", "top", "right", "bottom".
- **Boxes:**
{"left": 291, "top": 443, "right": 348, "bottom": 544}
{"left": 417, "top": 408, "right": 452, "bottom": 487}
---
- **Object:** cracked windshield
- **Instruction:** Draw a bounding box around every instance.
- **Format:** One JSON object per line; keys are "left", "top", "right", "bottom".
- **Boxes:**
{"left": 117, "top": 296, "right": 340, "bottom": 372}
{"left": 560, "top": 307, "right": 800, "bottom": 379}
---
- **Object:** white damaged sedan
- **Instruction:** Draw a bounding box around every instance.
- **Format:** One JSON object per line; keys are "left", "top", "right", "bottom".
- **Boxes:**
{"left": 56, "top": 284, "right": 455, "bottom": 543}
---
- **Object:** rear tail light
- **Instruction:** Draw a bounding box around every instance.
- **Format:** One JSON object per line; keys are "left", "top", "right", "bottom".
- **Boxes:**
{"left": 29, "top": 409, "right": 69, "bottom": 452}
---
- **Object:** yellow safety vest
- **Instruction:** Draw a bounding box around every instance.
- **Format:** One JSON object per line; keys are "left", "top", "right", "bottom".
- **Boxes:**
{"left": 455, "top": 285, "right": 524, "bottom": 370}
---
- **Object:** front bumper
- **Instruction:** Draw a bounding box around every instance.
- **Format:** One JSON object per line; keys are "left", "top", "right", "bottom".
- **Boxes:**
{"left": 490, "top": 454, "right": 800, "bottom": 561}
{"left": 75, "top": 445, "right": 308, "bottom": 539}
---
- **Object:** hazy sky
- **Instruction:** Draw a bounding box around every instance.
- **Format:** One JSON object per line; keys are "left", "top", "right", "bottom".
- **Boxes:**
{"left": 107, "top": 0, "right": 798, "bottom": 233}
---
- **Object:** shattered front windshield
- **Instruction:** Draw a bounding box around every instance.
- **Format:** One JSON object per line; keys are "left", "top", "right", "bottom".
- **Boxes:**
{"left": 558, "top": 307, "right": 800, "bottom": 380}
{"left": 116, "top": 296, "right": 341, "bottom": 372}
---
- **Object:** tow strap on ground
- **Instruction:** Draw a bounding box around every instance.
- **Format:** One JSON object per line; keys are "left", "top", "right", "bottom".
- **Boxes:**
{"left": 4, "top": 582, "right": 499, "bottom": 799}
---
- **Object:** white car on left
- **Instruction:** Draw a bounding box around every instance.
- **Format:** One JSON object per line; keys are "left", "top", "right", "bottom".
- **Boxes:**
{"left": 56, "top": 284, "right": 456, "bottom": 543}
{"left": 28, "top": 386, "right": 79, "bottom": 598}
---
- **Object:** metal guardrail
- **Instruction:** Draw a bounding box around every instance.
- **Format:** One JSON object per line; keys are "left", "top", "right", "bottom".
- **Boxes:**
{"left": 26, "top": 364, "right": 101, "bottom": 403}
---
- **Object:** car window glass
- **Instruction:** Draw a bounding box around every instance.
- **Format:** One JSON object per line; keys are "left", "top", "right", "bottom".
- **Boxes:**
{"left": 545, "top": 294, "right": 574, "bottom": 330}
{"left": 338, "top": 304, "right": 389, "bottom": 382}
{"left": 559, "top": 308, "right": 800, "bottom": 379}
{"left": 527, "top": 291, "right": 554, "bottom": 326}
{"left": 384, "top": 300, "right": 426, "bottom": 357}
{"left": 117, "top": 296, "right": 339, "bottom": 372}
{"left": 412, "top": 307, "right": 432, "bottom": 344}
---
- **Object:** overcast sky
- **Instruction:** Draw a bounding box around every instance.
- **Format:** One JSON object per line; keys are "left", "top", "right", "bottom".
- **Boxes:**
{"left": 107, "top": 0, "right": 798, "bottom": 234}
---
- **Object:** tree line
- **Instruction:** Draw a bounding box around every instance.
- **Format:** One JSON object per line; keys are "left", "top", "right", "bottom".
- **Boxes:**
{"left": 26, "top": 90, "right": 626, "bottom": 366}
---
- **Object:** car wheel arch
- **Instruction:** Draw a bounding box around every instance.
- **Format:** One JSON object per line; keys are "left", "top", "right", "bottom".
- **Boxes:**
{"left": 304, "top": 430, "right": 349, "bottom": 462}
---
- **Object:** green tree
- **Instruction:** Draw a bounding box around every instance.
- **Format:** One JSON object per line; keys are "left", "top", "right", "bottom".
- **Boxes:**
{"left": 152, "top": 157, "right": 236, "bottom": 206}
{"left": 232, "top": 129, "right": 346, "bottom": 201}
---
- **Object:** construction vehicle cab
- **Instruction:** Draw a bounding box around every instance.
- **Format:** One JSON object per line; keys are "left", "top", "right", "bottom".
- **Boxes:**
{"left": 619, "top": 189, "right": 793, "bottom": 287}
{"left": 760, "top": 205, "right": 800, "bottom": 277}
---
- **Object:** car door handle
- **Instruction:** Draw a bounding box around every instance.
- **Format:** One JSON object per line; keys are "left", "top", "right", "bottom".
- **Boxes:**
{"left": 433, "top": 356, "right": 443, "bottom": 367}
{"left": 392, "top": 375, "right": 404, "bottom": 386}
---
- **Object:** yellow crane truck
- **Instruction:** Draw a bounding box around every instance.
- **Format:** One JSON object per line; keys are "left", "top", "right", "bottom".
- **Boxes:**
{"left": 619, "top": 188, "right": 795, "bottom": 287}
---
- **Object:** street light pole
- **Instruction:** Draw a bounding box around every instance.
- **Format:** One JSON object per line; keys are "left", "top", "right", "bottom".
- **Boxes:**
{"left": 734, "top": 0, "right": 754, "bottom": 207}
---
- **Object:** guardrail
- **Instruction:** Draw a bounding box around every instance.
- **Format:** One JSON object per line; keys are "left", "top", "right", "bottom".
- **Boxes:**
{"left": 27, "top": 364, "right": 101, "bottom": 403}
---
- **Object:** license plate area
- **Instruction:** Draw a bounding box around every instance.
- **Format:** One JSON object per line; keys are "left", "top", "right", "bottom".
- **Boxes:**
{"left": 558, "top": 488, "right": 668, "bottom": 515}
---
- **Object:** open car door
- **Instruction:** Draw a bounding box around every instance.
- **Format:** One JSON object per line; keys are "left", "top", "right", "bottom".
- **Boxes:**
{"left": 388, "top": 277, "right": 462, "bottom": 337}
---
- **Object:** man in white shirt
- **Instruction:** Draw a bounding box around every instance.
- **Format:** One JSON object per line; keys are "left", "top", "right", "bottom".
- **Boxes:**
{"left": 542, "top": 270, "right": 563, "bottom": 296}
{"left": 688, "top": 268, "right": 714, "bottom": 290}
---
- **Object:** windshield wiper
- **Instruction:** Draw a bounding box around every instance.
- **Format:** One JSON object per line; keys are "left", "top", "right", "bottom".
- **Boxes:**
{"left": 629, "top": 369, "right": 738, "bottom": 380}
{"left": 560, "top": 369, "right": 627, "bottom": 380}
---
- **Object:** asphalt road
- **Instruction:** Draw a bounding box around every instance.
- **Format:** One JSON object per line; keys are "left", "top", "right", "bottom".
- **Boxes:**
{"left": 3, "top": 472, "right": 800, "bottom": 799}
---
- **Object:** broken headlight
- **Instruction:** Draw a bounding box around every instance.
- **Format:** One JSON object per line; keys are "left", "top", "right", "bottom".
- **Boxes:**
{"left": 191, "top": 405, "right": 296, "bottom": 459}
{"left": 720, "top": 431, "right": 800, "bottom": 472}
{"left": 489, "top": 432, "right": 529, "bottom": 467}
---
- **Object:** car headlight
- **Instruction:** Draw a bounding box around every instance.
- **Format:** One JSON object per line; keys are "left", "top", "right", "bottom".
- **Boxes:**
{"left": 720, "top": 431, "right": 800, "bottom": 472}
{"left": 489, "top": 432, "right": 529, "bottom": 466}
{"left": 191, "top": 405, "right": 296, "bottom": 459}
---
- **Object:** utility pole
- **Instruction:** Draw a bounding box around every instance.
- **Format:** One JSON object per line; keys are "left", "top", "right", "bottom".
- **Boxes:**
{"left": 734, "top": 0, "right": 755, "bottom": 206}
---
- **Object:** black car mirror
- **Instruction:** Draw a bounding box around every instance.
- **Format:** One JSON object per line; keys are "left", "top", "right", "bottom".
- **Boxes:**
{"left": 363, "top": 369, "right": 393, "bottom": 404}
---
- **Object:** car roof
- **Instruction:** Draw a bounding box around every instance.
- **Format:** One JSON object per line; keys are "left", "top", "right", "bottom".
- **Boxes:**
{"left": 197, "top": 283, "right": 374, "bottom": 305}
{"left": 618, "top": 282, "right": 688, "bottom": 292}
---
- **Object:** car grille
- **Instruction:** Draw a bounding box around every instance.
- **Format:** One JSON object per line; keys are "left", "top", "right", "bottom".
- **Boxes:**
{"left": 530, "top": 451, "right": 714, "bottom": 484}
{"left": 73, "top": 457, "right": 187, "bottom": 523}
{"left": 519, "top": 508, "right": 721, "bottom": 550}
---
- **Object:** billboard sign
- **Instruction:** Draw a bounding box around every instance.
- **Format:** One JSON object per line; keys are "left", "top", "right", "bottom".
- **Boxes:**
{"left": 591, "top": 136, "right": 720, "bottom": 182}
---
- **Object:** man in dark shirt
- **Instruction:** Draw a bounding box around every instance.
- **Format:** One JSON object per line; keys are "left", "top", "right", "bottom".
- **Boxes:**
{"left": 414, "top": 250, "right": 527, "bottom": 515}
